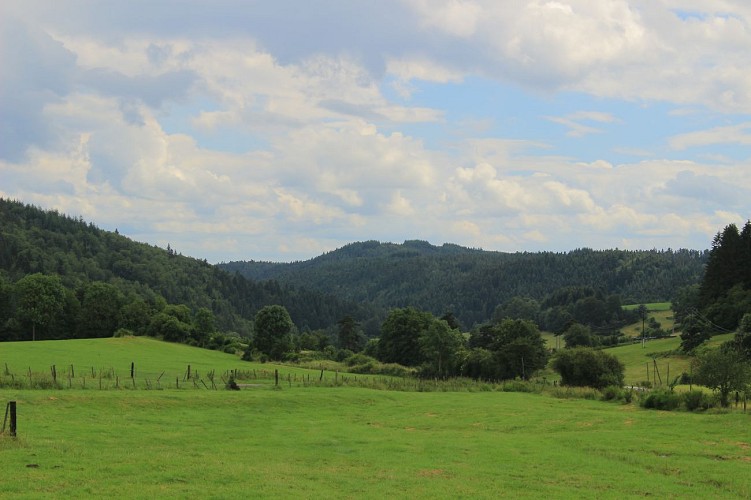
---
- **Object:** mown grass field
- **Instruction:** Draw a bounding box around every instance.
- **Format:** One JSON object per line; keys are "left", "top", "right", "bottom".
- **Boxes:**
{"left": 2, "top": 336, "right": 749, "bottom": 498}
{"left": 2, "top": 387, "right": 750, "bottom": 498}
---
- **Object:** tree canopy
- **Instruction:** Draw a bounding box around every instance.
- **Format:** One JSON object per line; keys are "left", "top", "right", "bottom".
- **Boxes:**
{"left": 677, "top": 221, "right": 751, "bottom": 351}
{"left": 252, "top": 305, "right": 294, "bottom": 360}
{"left": 222, "top": 241, "right": 706, "bottom": 330}
{"left": 693, "top": 343, "right": 751, "bottom": 407}
{"left": 552, "top": 348, "right": 625, "bottom": 389}
{"left": 0, "top": 198, "right": 360, "bottom": 343}
{"left": 13, "top": 273, "right": 66, "bottom": 341}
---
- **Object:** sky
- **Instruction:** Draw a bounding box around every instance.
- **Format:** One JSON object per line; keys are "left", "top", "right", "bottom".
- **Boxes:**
{"left": 1, "top": 1, "right": 750, "bottom": 263}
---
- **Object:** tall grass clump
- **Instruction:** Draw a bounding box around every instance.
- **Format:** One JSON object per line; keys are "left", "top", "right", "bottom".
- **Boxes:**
{"left": 639, "top": 389, "right": 683, "bottom": 411}
{"left": 600, "top": 385, "right": 633, "bottom": 403}
{"left": 682, "top": 390, "right": 715, "bottom": 411}
{"left": 548, "top": 385, "right": 601, "bottom": 400}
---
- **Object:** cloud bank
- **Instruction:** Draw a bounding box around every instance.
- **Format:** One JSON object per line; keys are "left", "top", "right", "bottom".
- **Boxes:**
{"left": 1, "top": 1, "right": 750, "bottom": 261}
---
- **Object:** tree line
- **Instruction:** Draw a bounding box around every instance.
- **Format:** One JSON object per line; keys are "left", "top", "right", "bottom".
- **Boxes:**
{"left": 676, "top": 221, "right": 751, "bottom": 355}
{"left": 245, "top": 303, "right": 624, "bottom": 389}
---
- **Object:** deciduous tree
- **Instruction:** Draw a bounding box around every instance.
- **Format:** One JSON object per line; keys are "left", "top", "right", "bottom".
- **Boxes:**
{"left": 252, "top": 305, "right": 294, "bottom": 360}
{"left": 77, "top": 281, "right": 125, "bottom": 338}
{"left": 14, "top": 273, "right": 66, "bottom": 341}
{"left": 693, "top": 343, "right": 751, "bottom": 407}
{"left": 563, "top": 323, "right": 599, "bottom": 348}
{"left": 467, "top": 319, "right": 548, "bottom": 380}
{"left": 552, "top": 348, "right": 625, "bottom": 389}
{"left": 419, "top": 320, "right": 465, "bottom": 378}
{"left": 378, "top": 307, "right": 434, "bottom": 366}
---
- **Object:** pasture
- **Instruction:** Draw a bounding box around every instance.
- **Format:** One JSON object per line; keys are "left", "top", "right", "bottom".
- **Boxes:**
{"left": 0, "top": 337, "right": 323, "bottom": 390}
{"left": 609, "top": 333, "right": 734, "bottom": 386}
{"left": 2, "top": 387, "right": 750, "bottom": 498}
{"left": 1, "top": 336, "right": 749, "bottom": 498}
{"left": 621, "top": 303, "right": 676, "bottom": 339}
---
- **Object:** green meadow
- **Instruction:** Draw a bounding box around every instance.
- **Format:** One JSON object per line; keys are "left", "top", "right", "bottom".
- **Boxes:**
{"left": 609, "top": 334, "right": 734, "bottom": 386}
{"left": 623, "top": 302, "right": 672, "bottom": 312}
{"left": 1, "top": 337, "right": 324, "bottom": 389}
{"left": 1, "top": 337, "right": 750, "bottom": 498}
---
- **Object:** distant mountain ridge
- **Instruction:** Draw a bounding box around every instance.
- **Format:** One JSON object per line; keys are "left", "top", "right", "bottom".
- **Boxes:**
{"left": 220, "top": 240, "right": 708, "bottom": 329}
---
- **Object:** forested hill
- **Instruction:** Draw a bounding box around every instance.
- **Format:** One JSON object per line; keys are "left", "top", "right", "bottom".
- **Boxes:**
{"left": 220, "top": 240, "right": 708, "bottom": 328}
{"left": 0, "top": 198, "right": 358, "bottom": 337}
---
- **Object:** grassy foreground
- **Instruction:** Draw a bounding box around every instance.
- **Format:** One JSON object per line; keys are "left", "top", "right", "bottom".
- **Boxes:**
{"left": 1, "top": 387, "right": 749, "bottom": 499}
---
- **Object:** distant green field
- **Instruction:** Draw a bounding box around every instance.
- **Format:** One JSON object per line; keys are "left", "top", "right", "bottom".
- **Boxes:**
{"left": 604, "top": 334, "right": 735, "bottom": 386}
{"left": 622, "top": 309, "right": 677, "bottom": 338}
{"left": 0, "top": 337, "right": 338, "bottom": 389}
{"left": 623, "top": 302, "right": 672, "bottom": 311}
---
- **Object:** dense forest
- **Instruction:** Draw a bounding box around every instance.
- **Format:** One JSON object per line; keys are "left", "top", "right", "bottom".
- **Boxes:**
{"left": 221, "top": 240, "right": 707, "bottom": 330}
{"left": 0, "top": 198, "right": 359, "bottom": 343}
{"left": 675, "top": 221, "right": 751, "bottom": 352}
{"left": 1, "top": 198, "right": 708, "bottom": 348}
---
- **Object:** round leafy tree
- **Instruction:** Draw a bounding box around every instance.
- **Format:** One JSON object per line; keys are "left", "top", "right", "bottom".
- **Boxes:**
{"left": 552, "top": 347, "right": 624, "bottom": 389}
{"left": 253, "top": 305, "right": 294, "bottom": 360}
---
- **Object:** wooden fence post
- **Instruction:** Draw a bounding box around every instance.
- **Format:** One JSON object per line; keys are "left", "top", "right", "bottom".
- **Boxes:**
{"left": 9, "top": 401, "right": 16, "bottom": 437}
{"left": 275, "top": 369, "right": 279, "bottom": 387}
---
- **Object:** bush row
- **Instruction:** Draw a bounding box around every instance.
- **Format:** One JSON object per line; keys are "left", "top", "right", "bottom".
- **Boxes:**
{"left": 639, "top": 389, "right": 716, "bottom": 411}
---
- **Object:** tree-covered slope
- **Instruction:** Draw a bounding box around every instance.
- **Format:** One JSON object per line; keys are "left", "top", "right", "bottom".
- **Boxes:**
{"left": 221, "top": 241, "right": 707, "bottom": 328}
{"left": 0, "top": 198, "right": 358, "bottom": 338}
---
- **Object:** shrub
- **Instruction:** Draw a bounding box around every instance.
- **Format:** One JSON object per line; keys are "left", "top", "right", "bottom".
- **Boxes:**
{"left": 623, "top": 389, "right": 634, "bottom": 404}
{"left": 601, "top": 385, "right": 624, "bottom": 401}
{"left": 548, "top": 386, "right": 601, "bottom": 400}
{"left": 683, "top": 390, "right": 715, "bottom": 411}
{"left": 640, "top": 389, "right": 682, "bottom": 411}
{"left": 552, "top": 347, "right": 625, "bottom": 389}
{"left": 336, "top": 349, "right": 354, "bottom": 362}
{"left": 344, "top": 353, "right": 377, "bottom": 366}
{"left": 499, "top": 380, "right": 537, "bottom": 393}
{"left": 113, "top": 328, "right": 134, "bottom": 338}
{"left": 321, "top": 345, "right": 337, "bottom": 360}
{"left": 348, "top": 362, "right": 414, "bottom": 377}
{"left": 226, "top": 375, "right": 240, "bottom": 390}
{"left": 281, "top": 352, "right": 300, "bottom": 363}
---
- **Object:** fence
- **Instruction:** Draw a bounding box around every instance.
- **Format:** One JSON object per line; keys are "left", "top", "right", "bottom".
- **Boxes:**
{"left": 0, "top": 362, "right": 382, "bottom": 391}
